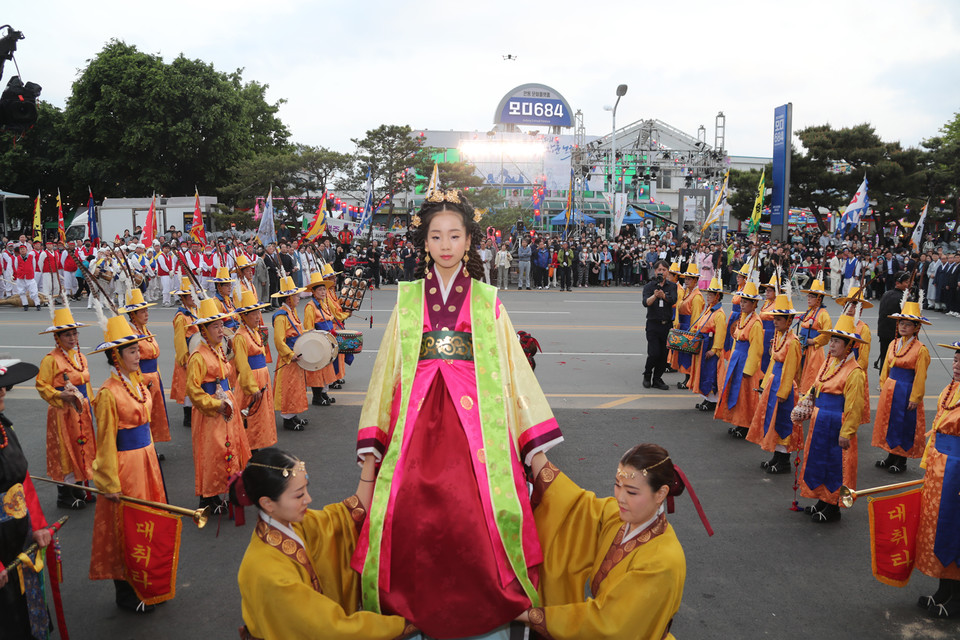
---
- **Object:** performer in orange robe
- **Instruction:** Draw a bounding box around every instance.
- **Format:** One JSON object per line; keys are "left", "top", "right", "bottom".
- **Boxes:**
{"left": 233, "top": 290, "right": 277, "bottom": 451}
{"left": 35, "top": 305, "right": 97, "bottom": 509}
{"left": 797, "top": 274, "right": 833, "bottom": 395}
{"left": 758, "top": 275, "right": 779, "bottom": 374}
{"left": 796, "top": 314, "right": 865, "bottom": 523}
{"left": 689, "top": 277, "right": 726, "bottom": 412}
{"left": 169, "top": 277, "right": 198, "bottom": 428}
{"left": 915, "top": 341, "right": 960, "bottom": 618}
{"left": 747, "top": 292, "right": 803, "bottom": 473}
{"left": 836, "top": 286, "right": 873, "bottom": 427}
{"left": 719, "top": 264, "right": 750, "bottom": 384}
{"left": 186, "top": 298, "right": 252, "bottom": 513}
{"left": 323, "top": 264, "right": 352, "bottom": 387}
{"left": 89, "top": 315, "right": 167, "bottom": 613}
{"left": 303, "top": 271, "right": 339, "bottom": 405}
{"left": 714, "top": 281, "right": 763, "bottom": 437}
{"left": 666, "top": 261, "right": 684, "bottom": 375}
{"left": 674, "top": 264, "right": 704, "bottom": 389}
{"left": 121, "top": 289, "right": 171, "bottom": 450}
{"left": 272, "top": 276, "right": 309, "bottom": 431}
{"left": 874, "top": 298, "right": 930, "bottom": 474}
{"left": 233, "top": 255, "right": 272, "bottom": 365}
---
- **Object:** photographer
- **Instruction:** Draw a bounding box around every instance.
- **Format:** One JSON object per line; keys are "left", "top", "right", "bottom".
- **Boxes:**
{"left": 642, "top": 259, "right": 679, "bottom": 390}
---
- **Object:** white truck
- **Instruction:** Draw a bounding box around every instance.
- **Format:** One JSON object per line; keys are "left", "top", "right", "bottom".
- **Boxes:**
{"left": 66, "top": 195, "right": 219, "bottom": 243}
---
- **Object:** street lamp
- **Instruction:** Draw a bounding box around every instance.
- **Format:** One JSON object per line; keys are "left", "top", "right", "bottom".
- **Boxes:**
{"left": 603, "top": 84, "right": 628, "bottom": 194}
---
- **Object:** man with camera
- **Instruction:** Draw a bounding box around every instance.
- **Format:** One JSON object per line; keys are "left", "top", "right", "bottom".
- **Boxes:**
{"left": 642, "top": 259, "right": 679, "bottom": 390}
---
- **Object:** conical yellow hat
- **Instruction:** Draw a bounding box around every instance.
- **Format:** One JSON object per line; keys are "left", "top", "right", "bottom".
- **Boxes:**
{"left": 234, "top": 255, "right": 253, "bottom": 270}
{"left": 768, "top": 293, "right": 800, "bottom": 315}
{"left": 235, "top": 289, "right": 270, "bottom": 314}
{"left": 211, "top": 267, "right": 234, "bottom": 283}
{"left": 822, "top": 313, "right": 865, "bottom": 343}
{"left": 836, "top": 286, "right": 874, "bottom": 309}
{"left": 39, "top": 308, "right": 89, "bottom": 334}
{"left": 271, "top": 276, "right": 305, "bottom": 298}
{"left": 682, "top": 263, "right": 700, "bottom": 278}
{"left": 735, "top": 264, "right": 751, "bottom": 278}
{"left": 669, "top": 261, "right": 681, "bottom": 275}
{"left": 90, "top": 316, "right": 149, "bottom": 353}
{"left": 172, "top": 276, "right": 194, "bottom": 296}
{"left": 119, "top": 288, "right": 156, "bottom": 314}
{"left": 321, "top": 263, "right": 341, "bottom": 278}
{"left": 191, "top": 297, "right": 236, "bottom": 326}
{"left": 889, "top": 300, "right": 931, "bottom": 325}
{"left": 739, "top": 281, "right": 762, "bottom": 301}
{"left": 705, "top": 277, "right": 724, "bottom": 293}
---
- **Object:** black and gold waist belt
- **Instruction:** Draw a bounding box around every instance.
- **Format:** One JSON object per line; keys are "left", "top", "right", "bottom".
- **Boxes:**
{"left": 419, "top": 330, "right": 474, "bottom": 361}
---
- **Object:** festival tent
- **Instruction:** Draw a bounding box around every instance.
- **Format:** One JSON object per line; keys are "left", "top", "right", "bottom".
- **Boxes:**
{"left": 621, "top": 207, "right": 644, "bottom": 225}
{"left": 549, "top": 210, "right": 595, "bottom": 225}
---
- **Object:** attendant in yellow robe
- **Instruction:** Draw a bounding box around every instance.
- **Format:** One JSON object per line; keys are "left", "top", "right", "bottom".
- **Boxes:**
{"left": 797, "top": 274, "right": 833, "bottom": 395}
{"left": 169, "top": 277, "right": 199, "bottom": 427}
{"left": 36, "top": 305, "right": 96, "bottom": 509}
{"left": 666, "top": 261, "right": 684, "bottom": 374}
{"left": 688, "top": 278, "right": 726, "bottom": 412}
{"left": 233, "top": 290, "right": 277, "bottom": 451}
{"left": 231, "top": 448, "right": 415, "bottom": 640}
{"left": 516, "top": 444, "right": 686, "bottom": 640}
{"left": 121, "top": 289, "right": 171, "bottom": 450}
{"left": 186, "top": 298, "right": 252, "bottom": 513}
{"left": 795, "top": 314, "right": 865, "bottom": 523}
{"left": 322, "top": 263, "right": 351, "bottom": 387}
{"left": 303, "top": 271, "right": 338, "bottom": 406}
{"left": 234, "top": 255, "right": 272, "bottom": 365}
{"left": 88, "top": 315, "right": 166, "bottom": 613}
{"left": 272, "top": 276, "right": 309, "bottom": 431}
{"left": 674, "top": 264, "right": 704, "bottom": 389}
{"left": 714, "top": 281, "right": 763, "bottom": 437}
{"left": 836, "top": 286, "right": 873, "bottom": 426}
{"left": 747, "top": 292, "right": 802, "bottom": 473}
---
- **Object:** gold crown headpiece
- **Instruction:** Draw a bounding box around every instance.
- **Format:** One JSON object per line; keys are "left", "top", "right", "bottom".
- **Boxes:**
{"left": 248, "top": 459, "right": 307, "bottom": 478}
{"left": 616, "top": 456, "right": 672, "bottom": 480}
{"left": 425, "top": 188, "right": 461, "bottom": 204}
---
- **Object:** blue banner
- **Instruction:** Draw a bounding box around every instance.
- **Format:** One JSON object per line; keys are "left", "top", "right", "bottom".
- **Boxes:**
{"left": 771, "top": 104, "right": 791, "bottom": 227}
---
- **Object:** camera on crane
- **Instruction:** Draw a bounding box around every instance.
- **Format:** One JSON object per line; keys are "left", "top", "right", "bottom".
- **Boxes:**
{"left": 0, "top": 25, "right": 42, "bottom": 132}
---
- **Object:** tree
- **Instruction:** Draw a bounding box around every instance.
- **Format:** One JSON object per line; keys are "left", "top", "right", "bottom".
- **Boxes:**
{"left": 726, "top": 167, "right": 769, "bottom": 223}
{"left": 411, "top": 148, "right": 504, "bottom": 212}
{"left": 922, "top": 110, "right": 960, "bottom": 232}
{"left": 345, "top": 125, "right": 426, "bottom": 218}
{"left": 62, "top": 40, "right": 289, "bottom": 198}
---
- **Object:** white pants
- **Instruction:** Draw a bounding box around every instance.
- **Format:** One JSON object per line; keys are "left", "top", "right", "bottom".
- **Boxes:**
{"left": 16, "top": 278, "right": 40, "bottom": 306}
{"left": 1, "top": 271, "right": 14, "bottom": 297}
{"left": 829, "top": 274, "right": 841, "bottom": 297}
{"left": 62, "top": 271, "right": 78, "bottom": 295}
{"left": 842, "top": 278, "right": 855, "bottom": 296}
{"left": 160, "top": 275, "right": 174, "bottom": 305}
{"left": 482, "top": 263, "right": 491, "bottom": 284}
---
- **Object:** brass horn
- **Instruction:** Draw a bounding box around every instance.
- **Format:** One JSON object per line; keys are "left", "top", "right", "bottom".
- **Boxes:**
{"left": 31, "top": 476, "right": 211, "bottom": 528}
{"left": 838, "top": 479, "right": 924, "bottom": 508}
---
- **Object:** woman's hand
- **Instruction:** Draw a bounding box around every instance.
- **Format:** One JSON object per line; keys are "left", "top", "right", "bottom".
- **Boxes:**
{"left": 32, "top": 527, "right": 53, "bottom": 549}
{"left": 0, "top": 568, "right": 7, "bottom": 589}
{"left": 838, "top": 436, "right": 851, "bottom": 450}
{"left": 907, "top": 401, "right": 918, "bottom": 411}
{"left": 104, "top": 492, "right": 122, "bottom": 502}
{"left": 530, "top": 452, "right": 548, "bottom": 478}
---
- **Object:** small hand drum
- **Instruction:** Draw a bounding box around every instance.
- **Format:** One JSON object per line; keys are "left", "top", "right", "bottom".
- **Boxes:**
{"left": 335, "top": 329, "right": 363, "bottom": 354}
{"left": 293, "top": 330, "right": 339, "bottom": 371}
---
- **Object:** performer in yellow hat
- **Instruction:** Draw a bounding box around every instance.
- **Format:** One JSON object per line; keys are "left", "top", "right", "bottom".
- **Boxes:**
{"left": 303, "top": 271, "right": 338, "bottom": 406}
{"left": 665, "top": 261, "right": 684, "bottom": 375}
{"left": 35, "top": 297, "right": 96, "bottom": 509}
{"left": 747, "top": 290, "right": 802, "bottom": 473}
{"left": 211, "top": 267, "right": 240, "bottom": 332}
{"left": 719, "top": 263, "right": 751, "bottom": 384}
{"left": 272, "top": 276, "right": 309, "bottom": 431}
{"left": 120, "top": 289, "right": 171, "bottom": 453}
{"left": 797, "top": 272, "right": 833, "bottom": 395}
{"left": 913, "top": 341, "right": 960, "bottom": 618}
{"left": 796, "top": 314, "right": 866, "bottom": 523}
{"left": 187, "top": 298, "right": 252, "bottom": 513}
{"left": 88, "top": 315, "right": 167, "bottom": 612}
{"left": 758, "top": 274, "right": 780, "bottom": 374}
{"left": 674, "top": 264, "right": 704, "bottom": 390}
{"left": 689, "top": 277, "right": 726, "bottom": 412}
{"left": 321, "top": 263, "right": 351, "bottom": 387}
{"left": 232, "top": 291, "right": 276, "bottom": 452}
{"left": 170, "top": 277, "right": 199, "bottom": 428}
{"left": 715, "top": 279, "right": 763, "bottom": 438}
{"left": 873, "top": 294, "right": 930, "bottom": 474}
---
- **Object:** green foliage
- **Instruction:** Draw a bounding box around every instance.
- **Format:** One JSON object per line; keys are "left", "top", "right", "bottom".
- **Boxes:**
{"left": 411, "top": 148, "right": 504, "bottom": 211}
{"left": 480, "top": 206, "right": 533, "bottom": 237}
{"left": 345, "top": 124, "right": 426, "bottom": 214}
{"left": 726, "top": 167, "right": 769, "bottom": 222}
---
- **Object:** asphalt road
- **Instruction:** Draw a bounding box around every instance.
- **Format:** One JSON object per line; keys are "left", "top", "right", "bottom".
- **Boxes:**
{"left": 3, "top": 284, "right": 957, "bottom": 640}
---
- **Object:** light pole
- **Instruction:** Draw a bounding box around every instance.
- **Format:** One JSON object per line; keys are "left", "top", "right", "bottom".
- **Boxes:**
{"left": 604, "top": 84, "right": 628, "bottom": 236}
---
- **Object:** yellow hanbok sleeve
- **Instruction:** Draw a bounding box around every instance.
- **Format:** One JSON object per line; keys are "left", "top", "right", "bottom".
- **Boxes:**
{"left": 840, "top": 367, "right": 865, "bottom": 440}
{"left": 879, "top": 340, "right": 895, "bottom": 385}
{"left": 813, "top": 310, "right": 832, "bottom": 348}
{"left": 690, "top": 293, "right": 705, "bottom": 321}
{"left": 357, "top": 306, "right": 400, "bottom": 460}
{"left": 743, "top": 320, "right": 764, "bottom": 377}
{"left": 186, "top": 352, "right": 223, "bottom": 416}
{"left": 273, "top": 313, "right": 296, "bottom": 362}
{"left": 778, "top": 339, "right": 802, "bottom": 400}
{"left": 233, "top": 334, "right": 259, "bottom": 396}
{"left": 36, "top": 353, "right": 65, "bottom": 408}
{"left": 710, "top": 311, "right": 726, "bottom": 355}
{"left": 173, "top": 314, "right": 189, "bottom": 367}
{"left": 911, "top": 344, "right": 930, "bottom": 404}
{"left": 91, "top": 386, "right": 121, "bottom": 494}
{"left": 856, "top": 323, "right": 872, "bottom": 371}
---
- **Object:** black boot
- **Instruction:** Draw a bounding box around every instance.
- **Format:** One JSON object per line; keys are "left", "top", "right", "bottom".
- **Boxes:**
{"left": 320, "top": 391, "right": 335, "bottom": 405}
{"left": 918, "top": 578, "right": 954, "bottom": 609}
{"left": 283, "top": 417, "right": 305, "bottom": 431}
{"left": 811, "top": 502, "right": 841, "bottom": 523}
{"left": 57, "top": 484, "right": 86, "bottom": 510}
{"left": 888, "top": 455, "right": 908, "bottom": 474}
{"left": 114, "top": 580, "right": 155, "bottom": 614}
{"left": 928, "top": 579, "right": 960, "bottom": 618}
{"left": 642, "top": 374, "right": 652, "bottom": 389}
{"left": 727, "top": 426, "right": 749, "bottom": 439}
{"left": 311, "top": 388, "right": 324, "bottom": 405}
{"left": 183, "top": 406, "right": 192, "bottom": 428}
{"left": 876, "top": 453, "right": 897, "bottom": 469}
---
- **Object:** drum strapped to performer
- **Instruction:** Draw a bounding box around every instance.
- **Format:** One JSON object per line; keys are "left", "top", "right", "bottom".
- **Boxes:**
{"left": 667, "top": 328, "right": 703, "bottom": 354}
{"left": 292, "top": 330, "right": 339, "bottom": 371}
{"left": 334, "top": 329, "right": 363, "bottom": 354}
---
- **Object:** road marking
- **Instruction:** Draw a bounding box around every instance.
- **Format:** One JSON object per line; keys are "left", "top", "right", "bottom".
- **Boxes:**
{"left": 596, "top": 394, "right": 645, "bottom": 408}
{"left": 507, "top": 311, "right": 571, "bottom": 315}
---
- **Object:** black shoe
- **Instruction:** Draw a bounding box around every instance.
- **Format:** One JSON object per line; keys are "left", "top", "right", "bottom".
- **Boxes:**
{"left": 876, "top": 453, "right": 897, "bottom": 469}
{"left": 22, "top": 305, "right": 27, "bottom": 311}
{"left": 283, "top": 417, "right": 305, "bottom": 431}
{"left": 321, "top": 391, "right": 335, "bottom": 405}
{"left": 57, "top": 485, "right": 86, "bottom": 510}
{"left": 727, "top": 426, "right": 749, "bottom": 439}
{"left": 804, "top": 500, "right": 827, "bottom": 516}
{"left": 642, "top": 376, "right": 652, "bottom": 389}
{"left": 695, "top": 400, "right": 716, "bottom": 412}
{"left": 652, "top": 379, "right": 669, "bottom": 391}
{"left": 918, "top": 579, "right": 955, "bottom": 609}
{"left": 183, "top": 406, "right": 192, "bottom": 428}
{"left": 762, "top": 452, "right": 792, "bottom": 474}
{"left": 36, "top": 305, "right": 41, "bottom": 311}
{"left": 329, "top": 381, "right": 343, "bottom": 389}
{"left": 157, "top": 453, "right": 165, "bottom": 462}
{"left": 115, "top": 580, "right": 156, "bottom": 614}
{"left": 526, "top": 287, "right": 531, "bottom": 290}
{"left": 888, "top": 456, "right": 908, "bottom": 474}
{"left": 811, "top": 503, "right": 841, "bottom": 523}
{"left": 336, "top": 379, "right": 345, "bottom": 385}
{"left": 665, "top": 367, "right": 677, "bottom": 374}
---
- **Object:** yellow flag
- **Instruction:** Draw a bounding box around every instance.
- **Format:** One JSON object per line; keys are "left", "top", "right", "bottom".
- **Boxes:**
{"left": 426, "top": 163, "right": 439, "bottom": 196}
{"left": 701, "top": 170, "right": 729, "bottom": 232}
{"left": 749, "top": 169, "right": 766, "bottom": 232}
{"left": 33, "top": 191, "right": 42, "bottom": 241}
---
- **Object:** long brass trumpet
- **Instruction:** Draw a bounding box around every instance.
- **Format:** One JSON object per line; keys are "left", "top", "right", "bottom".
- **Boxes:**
{"left": 31, "top": 476, "right": 211, "bottom": 528}
{"left": 839, "top": 479, "right": 924, "bottom": 508}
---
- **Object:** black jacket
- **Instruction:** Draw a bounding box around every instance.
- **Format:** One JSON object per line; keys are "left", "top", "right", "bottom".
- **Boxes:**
{"left": 877, "top": 288, "right": 904, "bottom": 340}
{"left": 641, "top": 279, "right": 679, "bottom": 322}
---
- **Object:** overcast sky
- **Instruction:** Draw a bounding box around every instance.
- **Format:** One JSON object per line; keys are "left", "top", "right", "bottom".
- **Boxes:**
{"left": 6, "top": 0, "right": 960, "bottom": 158}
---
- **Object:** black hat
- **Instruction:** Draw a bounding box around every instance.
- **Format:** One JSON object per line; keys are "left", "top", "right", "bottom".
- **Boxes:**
{"left": 0, "top": 359, "right": 39, "bottom": 389}
{"left": 896, "top": 272, "right": 911, "bottom": 284}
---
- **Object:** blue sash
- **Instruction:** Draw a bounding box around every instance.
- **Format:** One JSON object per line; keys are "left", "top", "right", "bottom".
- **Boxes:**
{"left": 247, "top": 354, "right": 267, "bottom": 370}
{"left": 309, "top": 299, "right": 334, "bottom": 332}
{"left": 886, "top": 366, "right": 918, "bottom": 451}
{"left": 803, "top": 392, "right": 845, "bottom": 492}
{"left": 677, "top": 313, "right": 693, "bottom": 369}
{"left": 273, "top": 308, "right": 301, "bottom": 350}
{"left": 200, "top": 378, "right": 229, "bottom": 395}
{"left": 722, "top": 339, "right": 750, "bottom": 409}
{"left": 762, "top": 360, "right": 795, "bottom": 440}
{"left": 139, "top": 357, "right": 158, "bottom": 374}
{"left": 844, "top": 258, "right": 858, "bottom": 279}
{"left": 934, "top": 432, "right": 960, "bottom": 565}
{"left": 55, "top": 384, "right": 88, "bottom": 399}
{"left": 724, "top": 309, "right": 741, "bottom": 352}
{"left": 761, "top": 317, "right": 775, "bottom": 373}
{"left": 116, "top": 422, "right": 152, "bottom": 451}
{"left": 695, "top": 305, "right": 721, "bottom": 394}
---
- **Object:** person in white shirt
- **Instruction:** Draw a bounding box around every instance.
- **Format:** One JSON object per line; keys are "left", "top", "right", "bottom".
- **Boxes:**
{"left": 0, "top": 243, "right": 16, "bottom": 298}
{"left": 479, "top": 239, "right": 493, "bottom": 285}
{"left": 828, "top": 251, "right": 842, "bottom": 297}
{"left": 494, "top": 244, "right": 512, "bottom": 289}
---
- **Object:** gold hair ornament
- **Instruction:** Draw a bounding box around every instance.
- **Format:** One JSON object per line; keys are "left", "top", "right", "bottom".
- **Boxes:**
{"left": 411, "top": 214, "right": 422, "bottom": 228}
{"left": 425, "top": 189, "right": 461, "bottom": 204}
{"left": 248, "top": 460, "right": 307, "bottom": 478}
{"left": 617, "top": 456, "right": 672, "bottom": 480}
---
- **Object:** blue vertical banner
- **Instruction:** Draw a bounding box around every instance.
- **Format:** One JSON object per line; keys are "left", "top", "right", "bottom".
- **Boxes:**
{"left": 771, "top": 103, "right": 792, "bottom": 233}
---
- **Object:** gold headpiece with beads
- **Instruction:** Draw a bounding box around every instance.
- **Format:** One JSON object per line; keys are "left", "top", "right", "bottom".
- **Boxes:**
{"left": 425, "top": 188, "right": 461, "bottom": 204}
{"left": 248, "top": 459, "right": 307, "bottom": 478}
{"left": 617, "top": 456, "right": 672, "bottom": 480}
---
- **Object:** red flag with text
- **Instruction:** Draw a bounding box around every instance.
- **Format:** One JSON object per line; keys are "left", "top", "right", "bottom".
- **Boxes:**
{"left": 868, "top": 488, "right": 922, "bottom": 587}
{"left": 121, "top": 502, "right": 183, "bottom": 604}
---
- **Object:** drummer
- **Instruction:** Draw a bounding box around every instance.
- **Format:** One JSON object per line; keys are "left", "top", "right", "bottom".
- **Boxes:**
{"left": 689, "top": 277, "right": 726, "bottom": 412}
{"left": 666, "top": 261, "right": 684, "bottom": 375}
{"left": 187, "top": 298, "right": 252, "bottom": 514}
{"left": 303, "top": 271, "right": 338, "bottom": 406}
{"left": 272, "top": 276, "right": 310, "bottom": 431}
{"left": 170, "top": 277, "right": 199, "bottom": 428}
{"left": 715, "top": 278, "right": 763, "bottom": 439}
{"left": 321, "top": 264, "right": 351, "bottom": 389}
{"left": 233, "top": 290, "right": 277, "bottom": 452}
{"left": 675, "top": 263, "right": 704, "bottom": 391}
{"left": 121, "top": 289, "right": 172, "bottom": 457}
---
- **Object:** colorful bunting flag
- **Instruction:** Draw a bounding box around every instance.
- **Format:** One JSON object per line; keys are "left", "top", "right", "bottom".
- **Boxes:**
{"left": 189, "top": 189, "right": 207, "bottom": 245}
{"left": 748, "top": 169, "right": 766, "bottom": 233}
{"left": 56, "top": 189, "right": 65, "bottom": 243}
